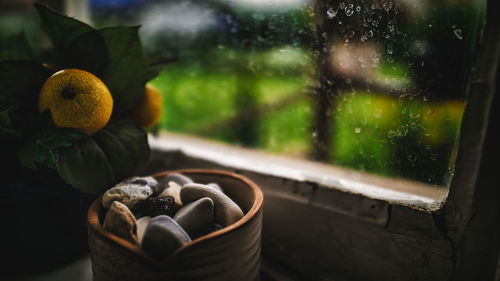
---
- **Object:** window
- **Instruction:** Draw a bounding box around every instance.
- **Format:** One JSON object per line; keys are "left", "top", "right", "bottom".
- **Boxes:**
{"left": 2, "top": 0, "right": 498, "bottom": 280}
{"left": 86, "top": 0, "right": 486, "bottom": 196}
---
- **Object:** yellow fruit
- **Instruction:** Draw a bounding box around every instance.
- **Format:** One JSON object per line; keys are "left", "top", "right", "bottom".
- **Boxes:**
{"left": 132, "top": 83, "right": 163, "bottom": 129}
{"left": 38, "top": 69, "right": 113, "bottom": 136}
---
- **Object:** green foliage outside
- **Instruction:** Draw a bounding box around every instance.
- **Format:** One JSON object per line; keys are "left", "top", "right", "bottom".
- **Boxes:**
{"left": 150, "top": 47, "right": 464, "bottom": 186}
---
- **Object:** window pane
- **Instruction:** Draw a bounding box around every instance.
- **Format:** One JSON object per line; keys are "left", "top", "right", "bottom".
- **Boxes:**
{"left": 88, "top": 0, "right": 485, "bottom": 187}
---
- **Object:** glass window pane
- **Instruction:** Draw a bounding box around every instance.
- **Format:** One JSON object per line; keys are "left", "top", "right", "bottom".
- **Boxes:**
{"left": 88, "top": 0, "right": 485, "bottom": 188}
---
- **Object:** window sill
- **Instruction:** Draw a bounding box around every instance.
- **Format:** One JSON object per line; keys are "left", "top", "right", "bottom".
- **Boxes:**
{"left": 148, "top": 132, "right": 447, "bottom": 212}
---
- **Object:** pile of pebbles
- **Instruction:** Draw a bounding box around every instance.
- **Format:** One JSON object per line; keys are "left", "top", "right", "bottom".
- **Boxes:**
{"left": 100, "top": 173, "right": 244, "bottom": 259}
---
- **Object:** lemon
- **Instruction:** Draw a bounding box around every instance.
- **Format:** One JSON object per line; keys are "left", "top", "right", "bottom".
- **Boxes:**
{"left": 38, "top": 69, "right": 113, "bottom": 136}
{"left": 132, "top": 83, "right": 163, "bottom": 129}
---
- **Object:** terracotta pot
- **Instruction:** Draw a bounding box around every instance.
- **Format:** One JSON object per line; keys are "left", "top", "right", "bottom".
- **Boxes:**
{"left": 87, "top": 169, "right": 264, "bottom": 281}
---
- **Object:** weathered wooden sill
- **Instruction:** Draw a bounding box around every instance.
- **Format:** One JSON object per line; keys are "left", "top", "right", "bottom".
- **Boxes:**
{"left": 144, "top": 132, "right": 455, "bottom": 281}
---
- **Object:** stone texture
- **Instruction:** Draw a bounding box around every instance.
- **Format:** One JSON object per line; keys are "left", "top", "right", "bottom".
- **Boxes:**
{"left": 134, "top": 196, "right": 176, "bottom": 217}
{"left": 158, "top": 181, "right": 183, "bottom": 207}
{"left": 181, "top": 183, "right": 244, "bottom": 227}
{"left": 136, "top": 216, "right": 151, "bottom": 244}
{"left": 102, "top": 181, "right": 153, "bottom": 209}
{"left": 141, "top": 215, "right": 191, "bottom": 259}
{"left": 174, "top": 197, "right": 214, "bottom": 236}
{"left": 207, "top": 183, "right": 223, "bottom": 193}
{"left": 158, "top": 173, "right": 194, "bottom": 188}
{"left": 191, "top": 223, "right": 224, "bottom": 240}
{"left": 103, "top": 201, "right": 138, "bottom": 244}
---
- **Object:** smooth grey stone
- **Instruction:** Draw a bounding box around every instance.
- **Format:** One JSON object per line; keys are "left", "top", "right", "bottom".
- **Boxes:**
{"left": 181, "top": 183, "right": 244, "bottom": 227}
{"left": 102, "top": 183, "right": 153, "bottom": 209}
{"left": 207, "top": 183, "right": 223, "bottom": 193}
{"left": 136, "top": 216, "right": 152, "bottom": 244}
{"left": 119, "top": 176, "right": 158, "bottom": 189}
{"left": 103, "top": 201, "right": 138, "bottom": 244}
{"left": 158, "top": 181, "right": 183, "bottom": 206}
{"left": 141, "top": 215, "right": 191, "bottom": 259}
{"left": 174, "top": 197, "right": 214, "bottom": 235}
{"left": 157, "top": 173, "right": 193, "bottom": 194}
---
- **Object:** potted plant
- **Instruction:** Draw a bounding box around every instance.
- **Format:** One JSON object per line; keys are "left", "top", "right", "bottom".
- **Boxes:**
{"left": 1, "top": 3, "right": 166, "bottom": 276}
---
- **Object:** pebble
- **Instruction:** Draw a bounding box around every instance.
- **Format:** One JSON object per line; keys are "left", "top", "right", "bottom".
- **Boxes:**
{"left": 207, "top": 183, "right": 223, "bottom": 193}
{"left": 141, "top": 215, "right": 191, "bottom": 259}
{"left": 136, "top": 216, "right": 152, "bottom": 244}
{"left": 102, "top": 180, "right": 153, "bottom": 209}
{"left": 158, "top": 181, "right": 183, "bottom": 207}
{"left": 103, "top": 201, "right": 138, "bottom": 244}
{"left": 134, "top": 196, "right": 176, "bottom": 217}
{"left": 190, "top": 223, "right": 224, "bottom": 240}
{"left": 181, "top": 183, "right": 244, "bottom": 227}
{"left": 174, "top": 197, "right": 214, "bottom": 236}
{"left": 158, "top": 173, "right": 194, "bottom": 187}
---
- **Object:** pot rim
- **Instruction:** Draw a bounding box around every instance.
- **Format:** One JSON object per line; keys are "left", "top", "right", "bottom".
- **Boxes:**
{"left": 87, "top": 169, "right": 264, "bottom": 265}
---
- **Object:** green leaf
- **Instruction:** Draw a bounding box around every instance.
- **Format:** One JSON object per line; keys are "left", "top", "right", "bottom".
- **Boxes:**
{"left": 146, "top": 56, "right": 175, "bottom": 81}
{"left": 57, "top": 118, "right": 150, "bottom": 194}
{"left": 0, "top": 106, "right": 16, "bottom": 136}
{"left": 98, "top": 27, "right": 148, "bottom": 113}
{"left": 0, "top": 31, "right": 34, "bottom": 60}
{"left": 34, "top": 2, "right": 93, "bottom": 51}
{"left": 0, "top": 60, "right": 51, "bottom": 109}
{"left": 17, "top": 111, "right": 86, "bottom": 169}
{"left": 60, "top": 30, "right": 108, "bottom": 75}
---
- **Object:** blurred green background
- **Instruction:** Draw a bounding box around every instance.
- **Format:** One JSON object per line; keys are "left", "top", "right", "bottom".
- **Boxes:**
{"left": 0, "top": 0, "right": 486, "bottom": 187}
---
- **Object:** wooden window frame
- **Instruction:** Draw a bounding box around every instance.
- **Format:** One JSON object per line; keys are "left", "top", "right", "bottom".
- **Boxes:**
{"left": 143, "top": 0, "right": 500, "bottom": 280}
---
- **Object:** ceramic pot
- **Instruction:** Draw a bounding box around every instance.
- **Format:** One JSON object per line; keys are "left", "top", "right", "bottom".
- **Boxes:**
{"left": 87, "top": 169, "right": 263, "bottom": 281}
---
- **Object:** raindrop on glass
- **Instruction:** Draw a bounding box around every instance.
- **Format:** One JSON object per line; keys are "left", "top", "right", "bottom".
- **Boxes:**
{"left": 345, "top": 6, "right": 354, "bottom": 16}
{"left": 354, "top": 127, "right": 361, "bottom": 134}
{"left": 327, "top": 8, "right": 338, "bottom": 18}
{"left": 407, "top": 153, "right": 417, "bottom": 163}
{"left": 453, "top": 29, "right": 463, "bottom": 40}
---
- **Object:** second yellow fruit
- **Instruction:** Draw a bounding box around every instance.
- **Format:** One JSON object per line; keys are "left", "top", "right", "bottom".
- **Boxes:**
{"left": 132, "top": 83, "right": 163, "bottom": 129}
{"left": 38, "top": 69, "right": 113, "bottom": 136}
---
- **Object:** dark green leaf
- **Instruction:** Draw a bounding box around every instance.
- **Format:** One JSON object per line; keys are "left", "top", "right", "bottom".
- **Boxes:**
{"left": 0, "top": 31, "right": 34, "bottom": 60}
{"left": 0, "top": 60, "right": 51, "bottom": 109}
{"left": 98, "top": 27, "right": 148, "bottom": 113}
{"left": 146, "top": 56, "right": 175, "bottom": 81}
{"left": 17, "top": 111, "right": 86, "bottom": 169}
{"left": 57, "top": 118, "right": 150, "bottom": 194}
{"left": 60, "top": 30, "right": 108, "bottom": 75}
{"left": 34, "top": 2, "right": 93, "bottom": 51}
{"left": 0, "top": 106, "right": 16, "bottom": 135}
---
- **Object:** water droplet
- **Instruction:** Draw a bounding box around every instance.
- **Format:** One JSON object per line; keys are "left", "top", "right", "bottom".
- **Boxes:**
{"left": 453, "top": 29, "right": 463, "bottom": 40}
{"left": 345, "top": 7, "right": 354, "bottom": 16}
{"left": 430, "top": 153, "right": 438, "bottom": 161}
{"left": 327, "top": 8, "right": 338, "bottom": 18}
{"left": 387, "top": 47, "right": 393, "bottom": 55}
{"left": 366, "top": 30, "right": 374, "bottom": 37}
{"left": 346, "top": 30, "right": 355, "bottom": 38}
{"left": 423, "top": 96, "right": 429, "bottom": 101}
{"left": 358, "top": 56, "right": 365, "bottom": 62}
{"left": 355, "top": 127, "right": 361, "bottom": 133}
{"left": 407, "top": 152, "right": 417, "bottom": 163}
{"left": 339, "top": 2, "right": 345, "bottom": 9}
{"left": 409, "top": 111, "right": 420, "bottom": 119}
{"left": 372, "top": 20, "right": 379, "bottom": 27}
{"left": 356, "top": 6, "right": 361, "bottom": 12}
{"left": 361, "top": 35, "right": 368, "bottom": 42}
{"left": 382, "top": 1, "right": 393, "bottom": 12}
